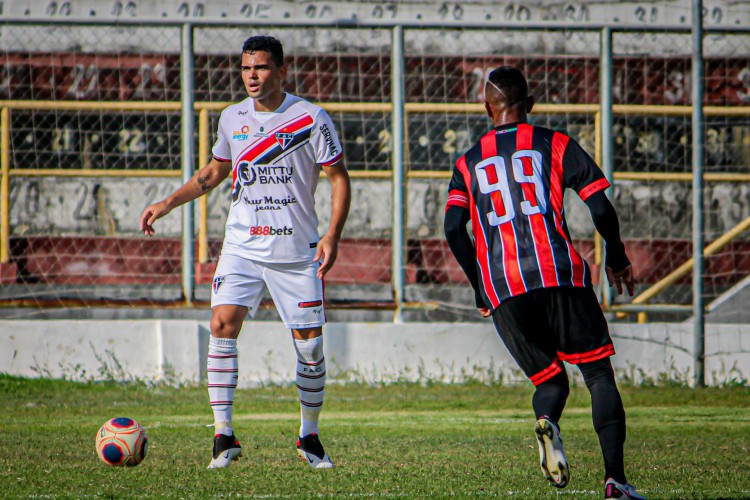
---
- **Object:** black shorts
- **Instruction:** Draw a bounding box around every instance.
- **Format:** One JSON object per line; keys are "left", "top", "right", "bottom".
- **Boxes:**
{"left": 491, "top": 286, "right": 614, "bottom": 386}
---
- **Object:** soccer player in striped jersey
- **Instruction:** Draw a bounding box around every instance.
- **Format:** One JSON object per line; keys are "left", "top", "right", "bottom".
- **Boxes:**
{"left": 139, "top": 36, "right": 350, "bottom": 470}
{"left": 444, "top": 66, "right": 646, "bottom": 500}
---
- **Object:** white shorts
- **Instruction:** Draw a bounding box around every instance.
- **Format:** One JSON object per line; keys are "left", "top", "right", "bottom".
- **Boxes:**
{"left": 211, "top": 254, "right": 325, "bottom": 330}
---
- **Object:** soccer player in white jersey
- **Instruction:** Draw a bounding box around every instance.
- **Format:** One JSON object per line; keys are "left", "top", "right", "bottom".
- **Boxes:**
{"left": 139, "top": 35, "right": 351, "bottom": 470}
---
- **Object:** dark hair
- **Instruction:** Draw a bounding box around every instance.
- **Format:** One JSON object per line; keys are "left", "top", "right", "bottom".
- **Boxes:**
{"left": 241, "top": 35, "right": 284, "bottom": 67}
{"left": 487, "top": 66, "right": 528, "bottom": 107}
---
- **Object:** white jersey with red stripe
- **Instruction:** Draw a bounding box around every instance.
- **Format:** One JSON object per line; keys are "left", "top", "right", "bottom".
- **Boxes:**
{"left": 212, "top": 93, "right": 344, "bottom": 263}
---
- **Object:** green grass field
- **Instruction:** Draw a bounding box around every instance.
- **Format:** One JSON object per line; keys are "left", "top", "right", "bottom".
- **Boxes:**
{"left": 1, "top": 375, "right": 748, "bottom": 499}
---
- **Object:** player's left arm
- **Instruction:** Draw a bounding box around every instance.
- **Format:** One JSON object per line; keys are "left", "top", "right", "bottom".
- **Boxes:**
{"left": 563, "top": 138, "right": 635, "bottom": 296}
{"left": 316, "top": 161, "right": 351, "bottom": 278}
{"left": 584, "top": 191, "right": 634, "bottom": 296}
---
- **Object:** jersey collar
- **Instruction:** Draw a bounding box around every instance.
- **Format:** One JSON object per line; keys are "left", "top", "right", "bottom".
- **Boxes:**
{"left": 252, "top": 92, "right": 291, "bottom": 119}
{"left": 494, "top": 121, "right": 523, "bottom": 131}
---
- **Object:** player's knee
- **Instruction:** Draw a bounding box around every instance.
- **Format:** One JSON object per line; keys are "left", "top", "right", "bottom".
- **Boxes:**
{"left": 210, "top": 315, "right": 241, "bottom": 338}
{"left": 294, "top": 332, "right": 324, "bottom": 362}
{"left": 308, "top": 339, "right": 324, "bottom": 361}
{"left": 538, "top": 371, "right": 570, "bottom": 398}
{"left": 292, "top": 327, "right": 323, "bottom": 341}
{"left": 579, "top": 358, "right": 616, "bottom": 389}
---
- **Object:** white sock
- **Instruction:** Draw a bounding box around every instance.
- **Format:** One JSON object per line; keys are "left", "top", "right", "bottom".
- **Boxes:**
{"left": 207, "top": 336, "right": 238, "bottom": 437}
{"left": 293, "top": 335, "right": 326, "bottom": 437}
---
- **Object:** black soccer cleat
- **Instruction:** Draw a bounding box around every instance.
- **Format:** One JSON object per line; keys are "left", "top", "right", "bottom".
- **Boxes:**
{"left": 296, "top": 433, "right": 334, "bottom": 469}
{"left": 207, "top": 433, "right": 242, "bottom": 469}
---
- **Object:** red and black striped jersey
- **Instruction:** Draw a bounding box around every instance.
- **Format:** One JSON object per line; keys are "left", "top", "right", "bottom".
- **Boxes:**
{"left": 445, "top": 122, "right": 609, "bottom": 308}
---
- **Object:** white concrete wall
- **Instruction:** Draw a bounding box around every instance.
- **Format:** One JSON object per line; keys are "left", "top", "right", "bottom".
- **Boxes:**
{"left": 1, "top": 321, "right": 748, "bottom": 387}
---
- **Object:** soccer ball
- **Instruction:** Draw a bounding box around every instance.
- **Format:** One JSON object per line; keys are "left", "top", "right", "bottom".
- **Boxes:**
{"left": 95, "top": 417, "right": 148, "bottom": 467}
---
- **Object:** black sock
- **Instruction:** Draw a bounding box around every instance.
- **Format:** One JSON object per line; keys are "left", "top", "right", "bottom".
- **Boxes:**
{"left": 579, "top": 358, "right": 627, "bottom": 484}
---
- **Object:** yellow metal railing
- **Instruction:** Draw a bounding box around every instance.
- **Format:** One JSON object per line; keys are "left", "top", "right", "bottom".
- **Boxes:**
{"left": 1, "top": 100, "right": 749, "bottom": 315}
{"left": 611, "top": 214, "right": 750, "bottom": 322}
{"left": 0, "top": 100, "right": 396, "bottom": 268}
{"left": 400, "top": 103, "right": 750, "bottom": 316}
{"left": 1, "top": 107, "right": 10, "bottom": 264}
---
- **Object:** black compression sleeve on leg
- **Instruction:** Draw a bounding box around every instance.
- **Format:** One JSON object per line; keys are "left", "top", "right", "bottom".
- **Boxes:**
{"left": 532, "top": 371, "right": 570, "bottom": 423}
{"left": 579, "top": 358, "right": 627, "bottom": 484}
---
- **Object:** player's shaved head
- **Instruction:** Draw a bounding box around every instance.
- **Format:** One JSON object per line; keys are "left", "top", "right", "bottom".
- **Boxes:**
{"left": 485, "top": 66, "right": 528, "bottom": 108}
{"left": 483, "top": 66, "right": 533, "bottom": 127}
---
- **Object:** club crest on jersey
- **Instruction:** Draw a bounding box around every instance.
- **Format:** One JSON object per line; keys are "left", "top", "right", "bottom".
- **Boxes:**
{"left": 212, "top": 275, "right": 225, "bottom": 294}
{"left": 275, "top": 132, "right": 295, "bottom": 149}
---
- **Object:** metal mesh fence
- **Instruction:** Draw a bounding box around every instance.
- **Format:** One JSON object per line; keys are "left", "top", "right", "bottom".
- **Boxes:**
{"left": 1, "top": 20, "right": 749, "bottom": 321}
{"left": 403, "top": 29, "right": 601, "bottom": 320}
{"left": 3, "top": 25, "right": 182, "bottom": 171}
{"left": 1, "top": 24, "right": 400, "bottom": 312}
{"left": 609, "top": 31, "right": 750, "bottom": 313}
{"left": 2, "top": 25, "right": 184, "bottom": 310}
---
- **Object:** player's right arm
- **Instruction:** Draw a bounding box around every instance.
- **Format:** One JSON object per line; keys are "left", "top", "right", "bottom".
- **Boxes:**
{"left": 444, "top": 205, "right": 490, "bottom": 318}
{"left": 443, "top": 161, "right": 491, "bottom": 318}
{"left": 139, "top": 158, "right": 231, "bottom": 236}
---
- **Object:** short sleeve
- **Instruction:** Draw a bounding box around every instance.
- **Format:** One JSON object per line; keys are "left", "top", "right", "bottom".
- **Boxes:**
{"left": 445, "top": 156, "right": 470, "bottom": 212}
{"left": 211, "top": 110, "right": 231, "bottom": 162}
{"left": 562, "top": 138, "right": 610, "bottom": 202}
{"left": 310, "top": 109, "right": 344, "bottom": 166}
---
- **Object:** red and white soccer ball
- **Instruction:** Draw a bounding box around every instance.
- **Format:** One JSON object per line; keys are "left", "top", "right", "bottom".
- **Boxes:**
{"left": 95, "top": 417, "right": 148, "bottom": 467}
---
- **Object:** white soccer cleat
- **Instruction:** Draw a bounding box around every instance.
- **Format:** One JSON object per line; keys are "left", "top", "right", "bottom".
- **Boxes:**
{"left": 534, "top": 417, "right": 570, "bottom": 488}
{"left": 207, "top": 434, "right": 242, "bottom": 469}
{"left": 605, "top": 478, "right": 647, "bottom": 500}
{"left": 296, "top": 433, "right": 334, "bottom": 469}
